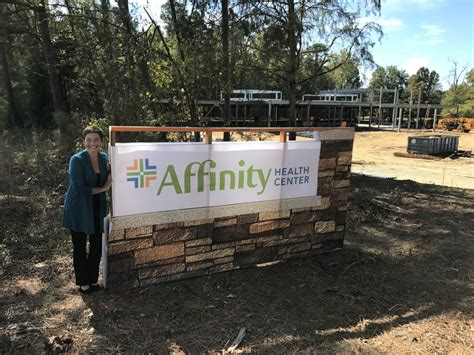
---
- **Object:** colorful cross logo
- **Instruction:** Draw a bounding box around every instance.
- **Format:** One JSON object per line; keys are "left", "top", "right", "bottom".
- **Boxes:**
{"left": 126, "top": 159, "right": 157, "bottom": 188}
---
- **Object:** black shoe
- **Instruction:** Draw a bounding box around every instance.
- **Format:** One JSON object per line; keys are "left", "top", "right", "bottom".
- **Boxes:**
{"left": 78, "top": 286, "right": 93, "bottom": 294}
{"left": 89, "top": 284, "right": 101, "bottom": 292}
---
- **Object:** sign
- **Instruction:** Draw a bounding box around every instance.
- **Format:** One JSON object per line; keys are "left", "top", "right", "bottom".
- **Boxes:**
{"left": 111, "top": 141, "right": 321, "bottom": 217}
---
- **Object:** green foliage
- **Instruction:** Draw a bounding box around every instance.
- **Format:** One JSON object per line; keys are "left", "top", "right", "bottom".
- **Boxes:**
{"left": 327, "top": 52, "right": 363, "bottom": 89}
{"left": 442, "top": 68, "right": 474, "bottom": 117}
{"left": 368, "top": 65, "right": 408, "bottom": 102}
{"left": 407, "top": 67, "right": 442, "bottom": 104}
{"left": 5, "top": 0, "right": 458, "bottom": 131}
{"left": 369, "top": 66, "right": 408, "bottom": 91}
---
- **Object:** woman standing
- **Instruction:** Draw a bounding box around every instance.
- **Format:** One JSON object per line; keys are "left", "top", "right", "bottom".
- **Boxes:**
{"left": 63, "top": 126, "right": 112, "bottom": 294}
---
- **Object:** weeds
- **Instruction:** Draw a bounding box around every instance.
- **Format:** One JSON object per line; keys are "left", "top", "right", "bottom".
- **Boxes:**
{"left": 0, "top": 129, "right": 71, "bottom": 269}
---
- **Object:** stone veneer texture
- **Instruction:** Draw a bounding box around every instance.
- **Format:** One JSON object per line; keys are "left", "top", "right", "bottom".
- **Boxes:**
{"left": 107, "top": 138, "right": 352, "bottom": 289}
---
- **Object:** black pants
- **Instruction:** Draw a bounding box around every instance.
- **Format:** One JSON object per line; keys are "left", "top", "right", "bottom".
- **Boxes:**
{"left": 70, "top": 230, "right": 102, "bottom": 286}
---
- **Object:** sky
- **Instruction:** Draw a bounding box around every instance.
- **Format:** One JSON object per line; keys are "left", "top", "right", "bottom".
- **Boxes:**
{"left": 132, "top": 0, "right": 473, "bottom": 90}
{"left": 360, "top": 0, "right": 474, "bottom": 89}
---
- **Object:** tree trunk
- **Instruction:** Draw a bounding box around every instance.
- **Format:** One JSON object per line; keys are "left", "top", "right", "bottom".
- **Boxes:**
{"left": 0, "top": 40, "right": 19, "bottom": 127}
{"left": 287, "top": 0, "right": 298, "bottom": 140}
{"left": 117, "top": 0, "right": 133, "bottom": 34}
{"left": 169, "top": 0, "right": 200, "bottom": 140}
{"left": 118, "top": 0, "right": 162, "bottom": 130}
{"left": 63, "top": 0, "right": 76, "bottom": 34}
{"left": 36, "top": 0, "right": 67, "bottom": 113}
{"left": 222, "top": 0, "right": 231, "bottom": 141}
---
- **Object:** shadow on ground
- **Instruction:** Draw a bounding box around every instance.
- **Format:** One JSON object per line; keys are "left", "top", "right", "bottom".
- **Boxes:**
{"left": 1, "top": 175, "right": 473, "bottom": 352}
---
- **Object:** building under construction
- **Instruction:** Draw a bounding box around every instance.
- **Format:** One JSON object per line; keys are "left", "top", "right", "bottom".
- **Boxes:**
{"left": 158, "top": 89, "right": 450, "bottom": 130}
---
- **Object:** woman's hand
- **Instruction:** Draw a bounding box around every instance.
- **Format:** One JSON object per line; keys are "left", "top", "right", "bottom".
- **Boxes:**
{"left": 92, "top": 174, "right": 112, "bottom": 195}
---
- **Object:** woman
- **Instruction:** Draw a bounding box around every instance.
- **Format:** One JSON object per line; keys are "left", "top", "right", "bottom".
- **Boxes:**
{"left": 63, "top": 126, "right": 112, "bottom": 294}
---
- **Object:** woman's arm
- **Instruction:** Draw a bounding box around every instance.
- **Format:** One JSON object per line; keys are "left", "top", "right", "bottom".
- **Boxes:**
{"left": 92, "top": 155, "right": 112, "bottom": 195}
{"left": 92, "top": 174, "right": 112, "bottom": 195}
{"left": 69, "top": 156, "right": 92, "bottom": 196}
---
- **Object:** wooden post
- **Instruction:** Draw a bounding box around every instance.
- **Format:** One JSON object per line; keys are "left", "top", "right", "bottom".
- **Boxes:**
{"left": 108, "top": 127, "right": 116, "bottom": 216}
{"left": 279, "top": 131, "right": 287, "bottom": 142}
{"left": 205, "top": 131, "right": 213, "bottom": 144}
{"left": 358, "top": 105, "right": 362, "bottom": 125}
{"left": 306, "top": 102, "right": 310, "bottom": 125}
{"left": 110, "top": 130, "right": 116, "bottom": 146}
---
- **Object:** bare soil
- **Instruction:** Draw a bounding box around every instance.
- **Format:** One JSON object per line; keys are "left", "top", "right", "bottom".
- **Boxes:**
{"left": 1, "top": 130, "right": 473, "bottom": 353}
{"left": 352, "top": 130, "right": 474, "bottom": 188}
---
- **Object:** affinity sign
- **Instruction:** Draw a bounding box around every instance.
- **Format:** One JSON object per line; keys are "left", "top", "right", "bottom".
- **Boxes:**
{"left": 111, "top": 141, "right": 321, "bottom": 217}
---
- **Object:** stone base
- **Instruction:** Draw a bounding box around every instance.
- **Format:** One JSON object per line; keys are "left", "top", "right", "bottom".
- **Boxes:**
{"left": 107, "top": 135, "right": 353, "bottom": 289}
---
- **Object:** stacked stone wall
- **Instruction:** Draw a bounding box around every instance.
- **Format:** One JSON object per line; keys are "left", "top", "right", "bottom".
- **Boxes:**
{"left": 107, "top": 138, "right": 353, "bottom": 289}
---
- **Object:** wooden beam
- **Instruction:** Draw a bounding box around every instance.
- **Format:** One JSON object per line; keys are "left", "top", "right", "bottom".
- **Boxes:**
{"left": 109, "top": 126, "right": 355, "bottom": 133}
{"left": 109, "top": 127, "right": 116, "bottom": 146}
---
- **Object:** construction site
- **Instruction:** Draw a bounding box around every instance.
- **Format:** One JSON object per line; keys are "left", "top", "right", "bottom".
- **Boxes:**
{"left": 2, "top": 91, "right": 474, "bottom": 353}
{"left": 158, "top": 88, "right": 459, "bottom": 130}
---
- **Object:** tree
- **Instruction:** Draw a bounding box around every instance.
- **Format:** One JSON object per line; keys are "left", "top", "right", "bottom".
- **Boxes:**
{"left": 246, "top": 0, "right": 382, "bottom": 135}
{"left": 299, "top": 44, "right": 335, "bottom": 93}
{"left": 0, "top": 38, "right": 18, "bottom": 127}
{"left": 459, "top": 69, "right": 474, "bottom": 116}
{"left": 441, "top": 60, "right": 469, "bottom": 116}
{"left": 1, "top": 0, "right": 68, "bottom": 117}
{"left": 369, "top": 65, "right": 408, "bottom": 102}
{"left": 153, "top": 0, "right": 223, "bottom": 135}
{"left": 369, "top": 65, "right": 407, "bottom": 90}
{"left": 0, "top": 0, "right": 385, "bottom": 132}
{"left": 117, "top": 0, "right": 160, "bottom": 122}
{"left": 221, "top": 0, "right": 231, "bottom": 140}
{"left": 327, "top": 51, "right": 362, "bottom": 89}
{"left": 37, "top": 0, "right": 68, "bottom": 114}
{"left": 442, "top": 67, "right": 474, "bottom": 116}
{"left": 407, "top": 67, "right": 442, "bottom": 104}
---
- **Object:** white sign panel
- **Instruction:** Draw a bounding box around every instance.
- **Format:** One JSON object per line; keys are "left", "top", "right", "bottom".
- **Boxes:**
{"left": 111, "top": 141, "right": 321, "bottom": 217}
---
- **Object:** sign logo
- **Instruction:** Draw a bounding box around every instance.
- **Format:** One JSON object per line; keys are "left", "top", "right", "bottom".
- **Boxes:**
{"left": 126, "top": 159, "right": 157, "bottom": 188}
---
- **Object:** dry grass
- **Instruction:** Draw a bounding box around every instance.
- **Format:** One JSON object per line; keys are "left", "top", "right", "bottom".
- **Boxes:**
{"left": 1, "top": 130, "right": 473, "bottom": 353}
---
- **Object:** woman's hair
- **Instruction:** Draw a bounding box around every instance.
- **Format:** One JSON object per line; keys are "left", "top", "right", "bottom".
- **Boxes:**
{"left": 83, "top": 126, "right": 104, "bottom": 141}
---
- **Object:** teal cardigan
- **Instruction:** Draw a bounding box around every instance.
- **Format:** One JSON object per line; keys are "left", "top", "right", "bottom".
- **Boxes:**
{"left": 62, "top": 150, "right": 108, "bottom": 235}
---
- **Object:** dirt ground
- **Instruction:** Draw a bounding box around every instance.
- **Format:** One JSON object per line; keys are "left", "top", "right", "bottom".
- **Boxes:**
{"left": 352, "top": 130, "right": 474, "bottom": 189}
{"left": 1, "top": 130, "right": 473, "bottom": 353}
{"left": 225, "top": 129, "right": 474, "bottom": 189}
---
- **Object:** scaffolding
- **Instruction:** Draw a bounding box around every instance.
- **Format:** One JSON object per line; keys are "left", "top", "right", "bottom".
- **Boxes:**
{"left": 158, "top": 88, "right": 451, "bottom": 130}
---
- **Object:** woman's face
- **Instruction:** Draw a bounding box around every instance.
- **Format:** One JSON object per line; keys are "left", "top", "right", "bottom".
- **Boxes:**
{"left": 84, "top": 133, "right": 103, "bottom": 154}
